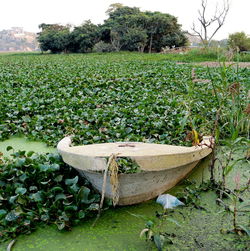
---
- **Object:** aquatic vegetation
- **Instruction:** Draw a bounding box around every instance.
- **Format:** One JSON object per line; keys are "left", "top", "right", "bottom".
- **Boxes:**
{"left": 116, "top": 157, "right": 141, "bottom": 174}
{"left": 218, "top": 173, "right": 250, "bottom": 236}
{"left": 0, "top": 52, "right": 249, "bottom": 248}
{"left": 0, "top": 150, "right": 102, "bottom": 242}
{"left": 140, "top": 212, "right": 180, "bottom": 251}
{"left": 192, "top": 60, "right": 250, "bottom": 189}
{"left": 0, "top": 53, "right": 249, "bottom": 147}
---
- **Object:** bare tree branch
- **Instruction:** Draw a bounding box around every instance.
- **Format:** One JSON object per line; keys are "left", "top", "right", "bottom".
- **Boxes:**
{"left": 191, "top": 0, "right": 230, "bottom": 46}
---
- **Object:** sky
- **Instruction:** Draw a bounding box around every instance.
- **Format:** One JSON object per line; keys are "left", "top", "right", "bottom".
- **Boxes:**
{"left": 1, "top": 0, "right": 249, "bottom": 40}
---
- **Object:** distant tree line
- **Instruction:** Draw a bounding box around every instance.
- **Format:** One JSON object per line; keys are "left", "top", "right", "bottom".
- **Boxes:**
{"left": 37, "top": 4, "right": 188, "bottom": 53}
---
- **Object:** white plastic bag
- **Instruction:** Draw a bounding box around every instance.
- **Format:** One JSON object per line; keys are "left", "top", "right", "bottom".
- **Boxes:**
{"left": 156, "top": 194, "right": 184, "bottom": 209}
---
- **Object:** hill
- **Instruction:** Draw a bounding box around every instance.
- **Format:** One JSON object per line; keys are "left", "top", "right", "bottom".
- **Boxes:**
{"left": 0, "top": 27, "right": 39, "bottom": 52}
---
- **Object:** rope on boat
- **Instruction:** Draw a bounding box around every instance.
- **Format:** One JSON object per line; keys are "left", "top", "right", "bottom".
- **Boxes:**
{"left": 92, "top": 153, "right": 119, "bottom": 227}
{"left": 108, "top": 153, "right": 120, "bottom": 206}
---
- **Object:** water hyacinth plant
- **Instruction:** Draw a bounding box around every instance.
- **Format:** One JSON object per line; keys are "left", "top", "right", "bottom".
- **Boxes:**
{"left": 0, "top": 149, "right": 102, "bottom": 242}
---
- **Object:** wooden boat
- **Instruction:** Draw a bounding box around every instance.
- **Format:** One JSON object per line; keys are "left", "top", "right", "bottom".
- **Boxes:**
{"left": 57, "top": 136, "right": 213, "bottom": 205}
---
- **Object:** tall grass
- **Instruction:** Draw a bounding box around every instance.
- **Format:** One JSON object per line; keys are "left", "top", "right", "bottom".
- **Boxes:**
{"left": 161, "top": 47, "right": 250, "bottom": 62}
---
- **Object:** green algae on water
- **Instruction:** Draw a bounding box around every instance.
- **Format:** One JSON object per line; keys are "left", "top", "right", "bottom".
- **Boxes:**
{"left": 0, "top": 136, "right": 55, "bottom": 157}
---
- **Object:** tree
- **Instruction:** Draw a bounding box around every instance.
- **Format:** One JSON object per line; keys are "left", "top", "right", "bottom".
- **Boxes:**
{"left": 103, "top": 6, "right": 141, "bottom": 51}
{"left": 103, "top": 5, "right": 187, "bottom": 53}
{"left": 69, "top": 20, "right": 99, "bottom": 53}
{"left": 122, "top": 28, "right": 148, "bottom": 52}
{"left": 37, "top": 24, "right": 71, "bottom": 53}
{"left": 191, "top": 0, "right": 229, "bottom": 46}
{"left": 105, "top": 3, "right": 124, "bottom": 15}
{"left": 37, "top": 5, "right": 188, "bottom": 54}
{"left": 162, "top": 31, "right": 188, "bottom": 48}
{"left": 142, "top": 11, "right": 187, "bottom": 52}
{"left": 228, "top": 32, "right": 250, "bottom": 52}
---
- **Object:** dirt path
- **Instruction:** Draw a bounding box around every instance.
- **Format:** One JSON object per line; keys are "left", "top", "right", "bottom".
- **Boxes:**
{"left": 195, "top": 61, "right": 250, "bottom": 68}
{"left": 176, "top": 61, "right": 250, "bottom": 68}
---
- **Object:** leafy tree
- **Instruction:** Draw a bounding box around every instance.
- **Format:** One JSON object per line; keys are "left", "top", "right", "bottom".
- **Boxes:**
{"left": 92, "top": 41, "right": 115, "bottom": 52}
{"left": 142, "top": 11, "right": 186, "bottom": 52}
{"left": 162, "top": 31, "right": 188, "bottom": 48}
{"left": 108, "top": 5, "right": 140, "bottom": 20}
{"left": 103, "top": 5, "right": 187, "bottom": 52}
{"left": 69, "top": 20, "right": 99, "bottom": 53}
{"left": 228, "top": 32, "right": 250, "bottom": 52}
{"left": 122, "top": 28, "right": 148, "bottom": 52}
{"left": 105, "top": 3, "right": 124, "bottom": 15}
{"left": 38, "top": 24, "right": 71, "bottom": 53}
{"left": 37, "top": 5, "right": 187, "bottom": 53}
{"left": 103, "top": 6, "right": 141, "bottom": 51}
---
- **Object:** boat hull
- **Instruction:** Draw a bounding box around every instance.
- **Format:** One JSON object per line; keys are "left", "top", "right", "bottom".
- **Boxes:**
{"left": 76, "top": 160, "right": 199, "bottom": 205}
{"left": 57, "top": 136, "right": 213, "bottom": 205}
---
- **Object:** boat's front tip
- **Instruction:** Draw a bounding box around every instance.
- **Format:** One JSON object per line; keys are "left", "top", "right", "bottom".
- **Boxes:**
{"left": 57, "top": 136, "right": 73, "bottom": 153}
{"left": 201, "top": 136, "right": 214, "bottom": 148}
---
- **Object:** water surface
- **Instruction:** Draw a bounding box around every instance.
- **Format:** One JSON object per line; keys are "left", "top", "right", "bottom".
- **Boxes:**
{"left": 0, "top": 137, "right": 55, "bottom": 157}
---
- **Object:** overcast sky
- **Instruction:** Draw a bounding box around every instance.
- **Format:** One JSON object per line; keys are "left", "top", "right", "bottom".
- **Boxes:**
{"left": 1, "top": 0, "right": 249, "bottom": 40}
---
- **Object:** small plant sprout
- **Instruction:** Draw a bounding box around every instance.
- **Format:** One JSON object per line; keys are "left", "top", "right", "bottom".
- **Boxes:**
{"left": 219, "top": 173, "right": 250, "bottom": 236}
{"left": 140, "top": 195, "right": 183, "bottom": 250}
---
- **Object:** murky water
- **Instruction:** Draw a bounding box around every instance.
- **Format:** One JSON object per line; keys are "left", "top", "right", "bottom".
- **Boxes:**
{"left": 0, "top": 138, "right": 249, "bottom": 250}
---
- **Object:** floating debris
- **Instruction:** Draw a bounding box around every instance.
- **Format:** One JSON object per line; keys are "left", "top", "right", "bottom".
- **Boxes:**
{"left": 156, "top": 194, "right": 184, "bottom": 209}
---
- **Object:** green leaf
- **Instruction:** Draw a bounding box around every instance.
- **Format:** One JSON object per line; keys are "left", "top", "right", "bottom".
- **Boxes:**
{"left": 69, "top": 183, "right": 79, "bottom": 193}
{"left": 238, "top": 200, "right": 250, "bottom": 209}
{"left": 30, "top": 191, "right": 43, "bottom": 202}
{"left": 56, "top": 221, "right": 66, "bottom": 230}
{"left": 29, "top": 186, "right": 38, "bottom": 191}
{"left": 38, "top": 163, "right": 60, "bottom": 172}
{"left": 17, "top": 196, "right": 27, "bottom": 205}
{"left": 0, "top": 209, "right": 7, "bottom": 219}
{"left": 9, "top": 195, "right": 18, "bottom": 204}
{"left": 55, "top": 193, "right": 67, "bottom": 202}
{"left": 0, "top": 180, "right": 6, "bottom": 187}
{"left": 6, "top": 146, "right": 13, "bottom": 151}
{"left": 167, "top": 218, "right": 181, "bottom": 227}
{"left": 51, "top": 186, "right": 64, "bottom": 193}
{"left": 41, "top": 214, "right": 50, "bottom": 221}
{"left": 27, "top": 151, "right": 35, "bottom": 157}
{"left": 65, "top": 205, "right": 78, "bottom": 211}
{"left": 65, "top": 176, "right": 78, "bottom": 186}
{"left": 87, "top": 203, "right": 99, "bottom": 211}
{"left": 77, "top": 186, "right": 95, "bottom": 204}
{"left": 223, "top": 165, "right": 233, "bottom": 176}
{"left": 146, "top": 220, "right": 154, "bottom": 228}
{"left": 153, "top": 234, "right": 164, "bottom": 251}
{"left": 15, "top": 187, "right": 27, "bottom": 195}
{"left": 233, "top": 137, "right": 245, "bottom": 145}
{"left": 78, "top": 210, "right": 85, "bottom": 219}
{"left": 19, "top": 173, "right": 28, "bottom": 182}
{"left": 40, "top": 180, "right": 51, "bottom": 185}
{"left": 15, "top": 158, "right": 26, "bottom": 167}
{"left": 125, "top": 127, "right": 133, "bottom": 134}
{"left": 54, "top": 175, "right": 63, "bottom": 182}
{"left": 231, "top": 129, "right": 239, "bottom": 141}
{"left": 5, "top": 211, "right": 19, "bottom": 221}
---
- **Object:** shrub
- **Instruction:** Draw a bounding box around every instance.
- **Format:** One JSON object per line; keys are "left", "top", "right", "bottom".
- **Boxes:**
{"left": 228, "top": 32, "right": 250, "bottom": 52}
{"left": 93, "top": 41, "right": 116, "bottom": 53}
